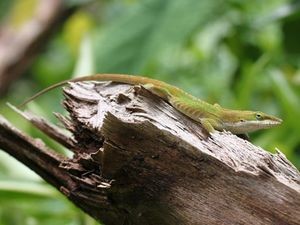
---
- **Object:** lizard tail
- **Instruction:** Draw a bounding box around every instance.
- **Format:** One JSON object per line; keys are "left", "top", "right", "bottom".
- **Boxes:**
{"left": 18, "top": 79, "right": 71, "bottom": 108}
{"left": 18, "top": 74, "right": 170, "bottom": 108}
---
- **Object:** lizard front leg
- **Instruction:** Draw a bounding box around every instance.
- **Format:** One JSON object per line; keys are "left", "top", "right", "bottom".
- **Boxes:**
{"left": 199, "top": 118, "right": 218, "bottom": 133}
{"left": 142, "top": 86, "right": 219, "bottom": 134}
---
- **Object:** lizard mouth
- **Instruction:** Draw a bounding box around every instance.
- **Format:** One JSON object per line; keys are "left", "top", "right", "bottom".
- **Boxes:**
{"left": 259, "top": 119, "right": 282, "bottom": 126}
{"left": 224, "top": 119, "right": 282, "bottom": 134}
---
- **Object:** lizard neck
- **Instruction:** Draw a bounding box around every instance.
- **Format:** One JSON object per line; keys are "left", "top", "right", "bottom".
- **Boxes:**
{"left": 219, "top": 108, "right": 242, "bottom": 122}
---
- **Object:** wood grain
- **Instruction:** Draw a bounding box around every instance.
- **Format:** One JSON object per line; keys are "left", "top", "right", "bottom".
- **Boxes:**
{"left": 0, "top": 81, "right": 299, "bottom": 225}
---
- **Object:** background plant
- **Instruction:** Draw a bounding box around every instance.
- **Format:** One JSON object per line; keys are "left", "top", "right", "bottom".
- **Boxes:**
{"left": 0, "top": 0, "right": 299, "bottom": 224}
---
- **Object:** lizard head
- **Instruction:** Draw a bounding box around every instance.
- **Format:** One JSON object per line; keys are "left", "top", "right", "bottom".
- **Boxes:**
{"left": 221, "top": 110, "right": 282, "bottom": 134}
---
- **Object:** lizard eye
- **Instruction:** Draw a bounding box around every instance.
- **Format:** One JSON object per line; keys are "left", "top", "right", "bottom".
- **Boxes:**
{"left": 256, "top": 113, "right": 262, "bottom": 120}
{"left": 240, "top": 119, "right": 245, "bottom": 122}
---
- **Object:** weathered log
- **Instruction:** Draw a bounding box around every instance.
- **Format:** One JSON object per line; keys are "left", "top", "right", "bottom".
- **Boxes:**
{"left": 0, "top": 81, "right": 299, "bottom": 225}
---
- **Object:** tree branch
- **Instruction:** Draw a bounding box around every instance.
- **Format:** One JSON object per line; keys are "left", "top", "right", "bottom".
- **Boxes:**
{"left": 0, "top": 0, "right": 76, "bottom": 95}
{"left": 0, "top": 81, "right": 299, "bottom": 225}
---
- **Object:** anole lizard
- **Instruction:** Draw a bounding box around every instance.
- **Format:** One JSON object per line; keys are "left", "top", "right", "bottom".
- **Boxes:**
{"left": 19, "top": 74, "right": 282, "bottom": 134}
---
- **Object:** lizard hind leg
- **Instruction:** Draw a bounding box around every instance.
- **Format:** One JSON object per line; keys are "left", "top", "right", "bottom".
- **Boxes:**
{"left": 142, "top": 83, "right": 171, "bottom": 101}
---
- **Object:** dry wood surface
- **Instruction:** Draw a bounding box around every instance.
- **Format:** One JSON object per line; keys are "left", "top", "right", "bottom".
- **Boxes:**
{"left": 0, "top": 81, "right": 299, "bottom": 225}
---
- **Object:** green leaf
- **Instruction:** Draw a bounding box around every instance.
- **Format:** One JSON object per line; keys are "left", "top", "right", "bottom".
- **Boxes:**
{"left": 93, "top": 0, "right": 224, "bottom": 74}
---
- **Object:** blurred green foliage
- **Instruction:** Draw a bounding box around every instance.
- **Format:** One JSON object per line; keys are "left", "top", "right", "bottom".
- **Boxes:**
{"left": 0, "top": 0, "right": 300, "bottom": 224}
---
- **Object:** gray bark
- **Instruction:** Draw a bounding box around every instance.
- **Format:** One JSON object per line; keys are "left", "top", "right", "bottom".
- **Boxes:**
{"left": 0, "top": 81, "right": 299, "bottom": 225}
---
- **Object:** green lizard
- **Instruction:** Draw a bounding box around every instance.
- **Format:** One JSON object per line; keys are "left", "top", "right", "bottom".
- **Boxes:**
{"left": 19, "top": 74, "right": 282, "bottom": 134}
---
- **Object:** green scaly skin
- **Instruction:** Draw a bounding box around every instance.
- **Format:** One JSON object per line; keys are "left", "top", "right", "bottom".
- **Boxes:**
{"left": 19, "top": 74, "right": 282, "bottom": 134}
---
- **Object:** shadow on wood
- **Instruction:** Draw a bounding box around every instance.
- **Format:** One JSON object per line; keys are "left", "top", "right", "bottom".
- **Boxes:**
{"left": 0, "top": 81, "right": 299, "bottom": 225}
